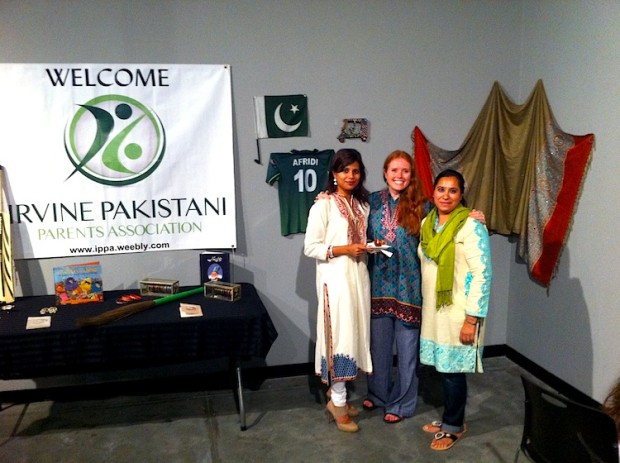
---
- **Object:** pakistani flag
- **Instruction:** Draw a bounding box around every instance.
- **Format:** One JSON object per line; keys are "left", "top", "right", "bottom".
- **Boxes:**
{"left": 254, "top": 94, "right": 309, "bottom": 138}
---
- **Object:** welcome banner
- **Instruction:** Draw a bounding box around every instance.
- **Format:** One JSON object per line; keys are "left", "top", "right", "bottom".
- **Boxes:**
{"left": 0, "top": 64, "right": 236, "bottom": 259}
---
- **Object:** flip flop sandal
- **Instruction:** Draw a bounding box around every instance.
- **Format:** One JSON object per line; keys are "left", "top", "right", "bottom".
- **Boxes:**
{"left": 383, "top": 413, "right": 402, "bottom": 424}
{"left": 422, "top": 420, "right": 442, "bottom": 433}
{"left": 362, "top": 399, "right": 377, "bottom": 411}
{"left": 430, "top": 430, "right": 465, "bottom": 451}
{"left": 424, "top": 421, "right": 468, "bottom": 434}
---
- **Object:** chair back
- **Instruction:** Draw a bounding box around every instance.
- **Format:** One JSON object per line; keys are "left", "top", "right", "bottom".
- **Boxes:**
{"left": 520, "top": 375, "right": 619, "bottom": 463}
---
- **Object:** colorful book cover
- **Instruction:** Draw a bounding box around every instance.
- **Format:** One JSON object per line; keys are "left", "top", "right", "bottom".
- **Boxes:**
{"left": 53, "top": 261, "right": 103, "bottom": 305}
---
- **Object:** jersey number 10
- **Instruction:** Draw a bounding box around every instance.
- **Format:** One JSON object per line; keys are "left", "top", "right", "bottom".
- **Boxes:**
{"left": 293, "top": 168, "right": 318, "bottom": 193}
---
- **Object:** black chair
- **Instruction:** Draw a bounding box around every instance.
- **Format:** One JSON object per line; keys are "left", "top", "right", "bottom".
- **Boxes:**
{"left": 516, "top": 374, "right": 619, "bottom": 463}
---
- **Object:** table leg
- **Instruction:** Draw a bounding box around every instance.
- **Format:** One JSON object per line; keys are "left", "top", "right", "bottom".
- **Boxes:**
{"left": 235, "top": 365, "right": 246, "bottom": 431}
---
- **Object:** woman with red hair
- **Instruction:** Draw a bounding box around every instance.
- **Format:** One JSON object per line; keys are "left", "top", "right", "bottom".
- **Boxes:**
{"left": 363, "top": 150, "right": 426, "bottom": 423}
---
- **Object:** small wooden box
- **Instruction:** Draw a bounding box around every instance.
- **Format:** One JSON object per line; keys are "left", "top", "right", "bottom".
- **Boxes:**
{"left": 139, "top": 278, "right": 179, "bottom": 297}
{"left": 204, "top": 281, "right": 241, "bottom": 302}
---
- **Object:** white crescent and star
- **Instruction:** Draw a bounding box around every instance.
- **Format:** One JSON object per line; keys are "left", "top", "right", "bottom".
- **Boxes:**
{"left": 274, "top": 103, "right": 302, "bottom": 132}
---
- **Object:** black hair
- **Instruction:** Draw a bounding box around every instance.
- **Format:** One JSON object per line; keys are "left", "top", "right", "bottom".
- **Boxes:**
{"left": 326, "top": 148, "right": 370, "bottom": 204}
{"left": 433, "top": 169, "right": 467, "bottom": 206}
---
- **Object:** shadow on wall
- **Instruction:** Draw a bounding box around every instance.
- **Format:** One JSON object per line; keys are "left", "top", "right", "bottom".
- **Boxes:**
{"left": 14, "top": 259, "right": 44, "bottom": 296}
{"left": 512, "top": 245, "right": 594, "bottom": 396}
{"left": 295, "top": 244, "right": 322, "bottom": 402}
{"left": 235, "top": 255, "right": 313, "bottom": 369}
{"left": 295, "top": 245, "right": 317, "bottom": 362}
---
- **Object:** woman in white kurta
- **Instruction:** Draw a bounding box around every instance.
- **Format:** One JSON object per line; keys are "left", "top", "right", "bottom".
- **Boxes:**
{"left": 304, "top": 148, "right": 372, "bottom": 433}
{"left": 418, "top": 169, "right": 492, "bottom": 451}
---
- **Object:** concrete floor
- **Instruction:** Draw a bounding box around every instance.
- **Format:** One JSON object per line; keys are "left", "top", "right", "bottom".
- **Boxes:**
{"left": 0, "top": 356, "right": 527, "bottom": 462}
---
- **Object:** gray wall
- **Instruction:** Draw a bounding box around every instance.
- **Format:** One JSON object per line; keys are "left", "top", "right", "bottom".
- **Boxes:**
{"left": 1, "top": 0, "right": 617, "bottom": 402}
{"left": 508, "top": 1, "right": 620, "bottom": 402}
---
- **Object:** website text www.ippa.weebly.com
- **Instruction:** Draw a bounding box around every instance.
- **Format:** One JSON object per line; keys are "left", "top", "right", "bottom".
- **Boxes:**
{"left": 68, "top": 242, "right": 171, "bottom": 255}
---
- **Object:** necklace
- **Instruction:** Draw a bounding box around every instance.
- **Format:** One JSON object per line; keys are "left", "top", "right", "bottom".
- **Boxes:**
{"left": 380, "top": 190, "right": 399, "bottom": 243}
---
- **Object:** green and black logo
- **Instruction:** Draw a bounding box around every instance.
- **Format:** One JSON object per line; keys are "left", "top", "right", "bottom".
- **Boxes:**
{"left": 64, "top": 95, "right": 165, "bottom": 186}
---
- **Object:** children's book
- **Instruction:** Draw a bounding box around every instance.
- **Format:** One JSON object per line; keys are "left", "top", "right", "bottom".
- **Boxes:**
{"left": 53, "top": 261, "right": 103, "bottom": 305}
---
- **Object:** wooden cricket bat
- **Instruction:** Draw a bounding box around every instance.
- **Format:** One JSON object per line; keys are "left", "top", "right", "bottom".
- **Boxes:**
{"left": 76, "top": 286, "right": 204, "bottom": 327}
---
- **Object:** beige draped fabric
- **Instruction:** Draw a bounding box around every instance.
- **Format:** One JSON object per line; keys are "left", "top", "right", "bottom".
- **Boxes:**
{"left": 413, "top": 80, "right": 594, "bottom": 286}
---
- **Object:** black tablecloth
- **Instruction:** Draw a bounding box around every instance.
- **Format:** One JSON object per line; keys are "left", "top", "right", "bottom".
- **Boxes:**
{"left": 0, "top": 283, "right": 278, "bottom": 379}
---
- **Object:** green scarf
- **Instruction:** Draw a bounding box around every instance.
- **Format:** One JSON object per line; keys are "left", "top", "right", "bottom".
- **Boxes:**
{"left": 420, "top": 204, "right": 471, "bottom": 308}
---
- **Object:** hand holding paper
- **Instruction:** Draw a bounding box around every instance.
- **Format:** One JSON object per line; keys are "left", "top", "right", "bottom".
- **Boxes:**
{"left": 366, "top": 242, "right": 393, "bottom": 257}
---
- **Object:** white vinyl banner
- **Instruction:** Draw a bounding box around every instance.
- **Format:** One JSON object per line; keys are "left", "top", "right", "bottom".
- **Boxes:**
{"left": 0, "top": 64, "right": 236, "bottom": 259}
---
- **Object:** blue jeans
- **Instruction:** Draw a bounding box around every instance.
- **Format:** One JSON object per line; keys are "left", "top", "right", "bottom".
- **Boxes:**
{"left": 366, "top": 317, "right": 420, "bottom": 417}
{"left": 440, "top": 372, "right": 467, "bottom": 433}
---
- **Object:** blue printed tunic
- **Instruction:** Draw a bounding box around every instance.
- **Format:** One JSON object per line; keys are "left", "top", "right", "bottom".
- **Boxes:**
{"left": 368, "top": 190, "right": 422, "bottom": 327}
{"left": 418, "top": 217, "right": 492, "bottom": 373}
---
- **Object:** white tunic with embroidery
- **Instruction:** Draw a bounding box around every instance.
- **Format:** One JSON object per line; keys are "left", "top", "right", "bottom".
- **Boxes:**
{"left": 304, "top": 195, "right": 372, "bottom": 383}
{"left": 418, "top": 217, "right": 492, "bottom": 373}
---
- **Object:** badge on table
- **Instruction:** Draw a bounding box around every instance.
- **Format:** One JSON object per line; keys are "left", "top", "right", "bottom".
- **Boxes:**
{"left": 179, "top": 302, "right": 203, "bottom": 318}
{"left": 254, "top": 94, "right": 309, "bottom": 139}
{"left": 26, "top": 316, "right": 51, "bottom": 330}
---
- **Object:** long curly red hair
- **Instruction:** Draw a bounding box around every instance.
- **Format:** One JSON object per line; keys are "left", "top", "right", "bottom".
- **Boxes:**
{"left": 382, "top": 150, "right": 425, "bottom": 236}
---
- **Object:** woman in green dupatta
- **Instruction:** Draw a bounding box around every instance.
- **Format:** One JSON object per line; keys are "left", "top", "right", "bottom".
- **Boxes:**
{"left": 418, "top": 169, "right": 492, "bottom": 451}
